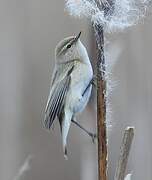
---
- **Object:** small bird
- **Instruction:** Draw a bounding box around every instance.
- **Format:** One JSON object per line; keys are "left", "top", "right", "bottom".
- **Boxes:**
{"left": 44, "top": 32, "right": 96, "bottom": 158}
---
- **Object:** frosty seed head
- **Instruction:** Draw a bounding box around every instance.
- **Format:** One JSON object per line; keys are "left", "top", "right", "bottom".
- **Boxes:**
{"left": 65, "top": 0, "right": 151, "bottom": 33}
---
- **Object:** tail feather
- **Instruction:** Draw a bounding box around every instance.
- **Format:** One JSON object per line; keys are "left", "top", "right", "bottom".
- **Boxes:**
{"left": 64, "top": 146, "right": 68, "bottom": 160}
{"left": 59, "top": 110, "right": 72, "bottom": 159}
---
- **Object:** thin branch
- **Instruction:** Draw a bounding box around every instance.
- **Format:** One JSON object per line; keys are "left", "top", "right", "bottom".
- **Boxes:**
{"left": 93, "top": 23, "right": 107, "bottom": 180}
{"left": 114, "top": 127, "right": 134, "bottom": 180}
{"left": 93, "top": 2, "right": 114, "bottom": 180}
{"left": 93, "top": 1, "right": 116, "bottom": 180}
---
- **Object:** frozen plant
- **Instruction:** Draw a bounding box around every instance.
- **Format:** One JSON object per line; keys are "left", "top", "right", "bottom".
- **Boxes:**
{"left": 104, "top": 41, "right": 122, "bottom": 129}
{"left": 65, "top": 0, "right": 151, "bottom": 32}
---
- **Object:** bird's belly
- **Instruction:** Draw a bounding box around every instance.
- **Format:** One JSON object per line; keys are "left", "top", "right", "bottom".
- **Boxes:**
{"left": 71, "top": 85, "right": 92, "bottom": 113}
{"left": 66, "top": 65, "right": 93, "bottom": 114}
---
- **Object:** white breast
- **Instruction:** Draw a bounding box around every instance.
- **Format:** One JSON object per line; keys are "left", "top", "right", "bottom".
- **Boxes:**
{"left": 65, "top": 61, "right": 93, "bottom": 114}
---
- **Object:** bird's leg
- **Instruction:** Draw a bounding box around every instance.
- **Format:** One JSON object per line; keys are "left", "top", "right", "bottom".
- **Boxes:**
{"left": 71, "top": 119, "right": 96, "bottom": 143}
{"left": 82, "top": 75, "right": 97, "bottom": 97}
{"left": 91, "top": 74, "right": 97, "bottom": 87}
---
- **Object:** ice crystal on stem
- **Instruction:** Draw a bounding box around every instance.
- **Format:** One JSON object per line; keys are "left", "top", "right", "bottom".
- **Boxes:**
{"left": 65, "top": 0, "right": 151, "bottom": 32}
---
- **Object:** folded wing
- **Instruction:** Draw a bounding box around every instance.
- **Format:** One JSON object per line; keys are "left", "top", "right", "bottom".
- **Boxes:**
{"left": 44, "top": 64, "right": 74, "bottom": 129}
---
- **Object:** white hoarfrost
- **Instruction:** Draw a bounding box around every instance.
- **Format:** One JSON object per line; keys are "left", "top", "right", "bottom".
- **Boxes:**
{"left": 65, "top": 0, "right": 151, "bottom": 32}
{"left": 104, "top": 41, "right": 122, "bottom": 128}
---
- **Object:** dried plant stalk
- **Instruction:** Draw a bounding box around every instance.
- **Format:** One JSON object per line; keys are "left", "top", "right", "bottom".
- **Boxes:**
{"left": 114, "top": 127, "right": 134, "bottom": 180}
{"left": 94, "top": 23, "right": 107, "bottom": 180}
{"left": 93, "top": 1, "right": 116, "bottom": 179}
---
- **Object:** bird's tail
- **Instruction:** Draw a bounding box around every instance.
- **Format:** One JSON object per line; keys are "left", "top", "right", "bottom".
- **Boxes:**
{"left": 64, "top": 146, "right": 68, "bottom": 160}
{"left": 59, "top": 110, "right": 72, "bottom": 160}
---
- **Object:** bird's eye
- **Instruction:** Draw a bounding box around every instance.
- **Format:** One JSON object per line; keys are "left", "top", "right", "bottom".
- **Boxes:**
{"left": 67, "top": 44, "right": 71, "bottom": 49}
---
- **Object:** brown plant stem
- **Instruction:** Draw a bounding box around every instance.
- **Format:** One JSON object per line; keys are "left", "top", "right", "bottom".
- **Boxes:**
{"left": 93, "top": 23, "right": 107, "bottom": 180}
{"left": 114, "top": 127, "right": 134, "bottom": 180}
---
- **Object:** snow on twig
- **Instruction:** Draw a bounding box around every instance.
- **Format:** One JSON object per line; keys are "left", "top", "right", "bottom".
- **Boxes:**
{"left": 65, "top": 0, "right": 151, "bottom": 32}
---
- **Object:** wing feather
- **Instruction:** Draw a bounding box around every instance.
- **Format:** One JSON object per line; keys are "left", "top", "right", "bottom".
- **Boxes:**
{"left": 48, "top": 77, "right": 70, "bottom": 128}
{"left": 44, "top": 64, "right": 74, "bottom": 129}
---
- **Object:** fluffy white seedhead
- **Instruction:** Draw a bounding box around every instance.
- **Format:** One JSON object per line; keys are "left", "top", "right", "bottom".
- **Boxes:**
{"left": 65, "top": 0, "right": 151, "bottom": 32}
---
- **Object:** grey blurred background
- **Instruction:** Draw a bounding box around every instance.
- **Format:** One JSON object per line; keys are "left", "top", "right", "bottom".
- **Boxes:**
{"left": 0, "top": 0, "right": 152, "bottom": 180}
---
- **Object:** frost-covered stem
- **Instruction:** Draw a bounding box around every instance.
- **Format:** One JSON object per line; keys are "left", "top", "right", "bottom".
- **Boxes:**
{"left": 114, "top": 127, "right": 134, "bottom": 180}
{"left": 93, "top": 23, "right": 107, "bottom": 180}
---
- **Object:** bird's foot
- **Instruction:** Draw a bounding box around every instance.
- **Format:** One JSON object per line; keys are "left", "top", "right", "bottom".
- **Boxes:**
{"left": 88, "top": 132, "right": 97, "bottom": 144}
{"left": 91, "top": 75, "right": 97, "bottom": 87}
{"left": 71, "top": 119, "right": 97, "bottom": 143}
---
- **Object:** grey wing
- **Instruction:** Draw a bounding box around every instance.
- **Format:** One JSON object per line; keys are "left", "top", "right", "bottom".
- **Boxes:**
{"left": 44, "top": 65, "right": 74, "bottom": 129}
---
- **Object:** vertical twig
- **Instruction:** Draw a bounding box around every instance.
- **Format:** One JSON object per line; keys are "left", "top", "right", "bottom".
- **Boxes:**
{"left": 93, "top": 23, "right": 107, "bottom": 180}
{"left": 93, "top": 1, "right": 116, "bottom": 179}
{"left": 114, "top": 127, "right": 134, "bottom": 180}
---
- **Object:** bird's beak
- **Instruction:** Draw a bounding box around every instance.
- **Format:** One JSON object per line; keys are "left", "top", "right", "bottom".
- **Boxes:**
{"left": 74, "top": 31, "right": 81, "bottom": 42}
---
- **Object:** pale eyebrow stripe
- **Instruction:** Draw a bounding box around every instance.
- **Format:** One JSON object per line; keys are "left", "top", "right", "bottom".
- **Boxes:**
{"left": 57, "top": 38, "right": 74, "bottom": 55}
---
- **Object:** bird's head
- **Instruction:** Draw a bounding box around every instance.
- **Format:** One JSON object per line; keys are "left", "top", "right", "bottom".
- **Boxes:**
{"left": 55, "top": 32, "right": 87, "bottom": 63}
